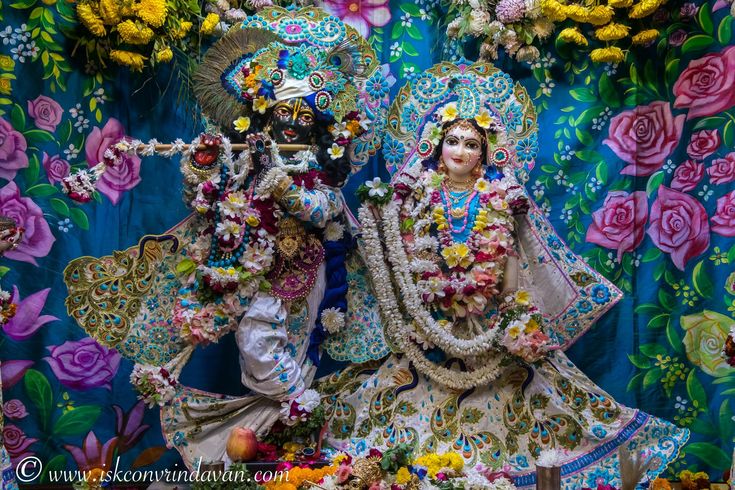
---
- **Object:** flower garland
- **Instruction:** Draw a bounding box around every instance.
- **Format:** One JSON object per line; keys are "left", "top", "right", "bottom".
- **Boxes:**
{"left": 130, "top": 364, "right": 179, "bottom": 407}
{"left": 0, "top": 287, "right": 16, "bottom": 326}
{"left": 723, "top": 325, "right": 735, "bottom": 368}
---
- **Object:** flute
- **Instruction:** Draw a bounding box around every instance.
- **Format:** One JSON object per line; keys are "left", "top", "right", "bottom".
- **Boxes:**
{"left": 138, "top": 142, "right": 310, "bottom": 152}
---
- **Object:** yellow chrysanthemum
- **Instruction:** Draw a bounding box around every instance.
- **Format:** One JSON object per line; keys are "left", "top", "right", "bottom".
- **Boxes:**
{"left": 77, "top": 3, "right": 107, "bottom": 37}
{"left": 587, "top": 5, "right": 614, "bottom": 24}
{"left": 558, "top": 27, "right": 589, "bottom": 46}
{"left": 446, "top": 452, "right": 464, "bottom": 472}
{"left": 134, "top": 0, "right": 167, "bottom": 28}
{"left": 590, "top": 46, "right": 625, "bottom": 63}
{"left": 117, "top": 20, "right": 154, "bottom": 44}
{"left": 120, "top": 0, "right": 135, "bottom": 16}
{"left": 201, "top": 13, "right": 220, "bottom": 35}
{"left": 171, "top": 21, "right": 193, "bottom": 39}
{"left": 563, "top": 4, "right": 590, "bottom": 22}
{"left": 594, "top": 22, "right": 630, "bottom": 41}
{"left": 98, "top": 0, "right": 120, "bottom": 24}
{"left": 540, "top": 0, "right": 567, "bottom": 21}
{"left": 0, "top": 78, "right": 11, "bottom": 95}
{"left": 109, "top": 49, "right": 147, "bottom": 71}
{"left": 608, "top": 0, "right": 633, "bottom": 7}
{"left": 155, "top": 46, "right": 173, "bottom": 62}
{"left": 0, "top": 55, "right": 14, "bottom": 71}
{"left": 631, "top": 28, "right": 659, "bottom": 44}
{"left": 395, "top": 467, "right": 411, "bottom": 485}
{"left": 629, "top": 0, "right": 662, "bottom": 18}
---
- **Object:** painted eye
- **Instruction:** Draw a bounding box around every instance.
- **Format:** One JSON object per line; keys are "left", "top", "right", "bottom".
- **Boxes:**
{"left": 275, "top": 107, "right": 290, "bottom": 117}
{"left": 299, "top": 113, "right": 314, "bottom": 124}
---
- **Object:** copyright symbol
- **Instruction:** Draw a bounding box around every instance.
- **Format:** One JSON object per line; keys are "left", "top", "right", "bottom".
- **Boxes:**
{"left": 16, "top": 456, "right": 42, "bottom": 483}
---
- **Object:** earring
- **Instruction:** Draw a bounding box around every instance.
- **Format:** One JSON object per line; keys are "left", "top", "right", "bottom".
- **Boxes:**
{"left": 491, "top": 147, "right": 510, "bottom": 167}
{"left": 471, "top": 164, "right": 482, "bottom": 179}
{"left": 438, "top": 157, "right": 448, "bottom": 174}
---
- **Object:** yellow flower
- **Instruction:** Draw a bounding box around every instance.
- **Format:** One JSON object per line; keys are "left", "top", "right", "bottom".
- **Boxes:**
{"left": 564, "top": 4, "right": 590, "bottom": 22}
{"left": 587, "top": 5, "right": 614, "bottom": 25}
{"left": 441, "top": 243, "right": 472, "bottom": 269}
{"left": 253, "top": 96, "right": 269, "bottom": 114}
{"left": 234, "top": 116, "right": 251, "bottom": 133}
{"left": 346, "top": 120, "right": 361, "bottom": 136}
{"left": 608, "top": 0, "right": 633, "bottom": 6}
{"left": 99, "top": 0, "right": 120, "bottom": 24}
{"left": 594, "top": 22, "right": 630, "bottom": 41}
{"left": 117, "top": 20, "right": 154, "bottom": 44}
{"left": 134, "top": 0, "right": 167, "bottom": 27}
{"left": 438, "top": 103, "right": 458, "bottom": 122}
{"left": 631, "top": 29, "right": 659, "bottom": 44}
{"left": 333, "top": 453, "right": 349, "bottom": 465}
{"left": 395, "top": 467, "right": 411, "bottom": 485}
{"left": 245, "top": 215, "right": 260, "bottom": 227}
{"left": 474, "top": 110, "right": 492, "bottom": 129}
{"left": 590, "top": 47, "right": 625, "bottom": 63}
{"left": 156, "top": 46, "right": 173, "bottom": 62}
{"left": 77, "top": 3, "right": 107, "bottom": 37}
{"left": 0, "top": 78, "right": 11, "bottom": 95}
{"left": 474, "top": 179, "right": 490, "bottom": 192}
{"left": 540, "top": 0, "right": 567, "bottom": 21}
{"left": 446, "top": 452, "right": 464, "bottom": 471}
{"left": 558, "top": 27, "right": 588, "bottom": 46}
{"left": 171, "top": 21, "right": 193, "bottom": 39}
{"left": 507, "top": 324, "right": 522, "bottom": 339}
{"left": 201, "top": 13, "right": 220, "bottom": 35}
{"left": 629, "top": 0, "right": 662, "bottom": 18}
{"left": 109, "top": 49, "right": 147, "bottom": 71}
{"left": 524, "top": 318, "right": 539, "bottom": 334}
{"left": 515, "top": 289, "right": 531, "bottom": 305}
{"left": 0, "top": 55, "right": 14, "bottom": 72}
{"left": 328, "top": 143, "right": 345, "bottom": 160}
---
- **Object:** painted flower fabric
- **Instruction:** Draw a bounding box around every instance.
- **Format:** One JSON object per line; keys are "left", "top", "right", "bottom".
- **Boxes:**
{"left": 0, "top": 181, "right": 55, "bottom": 265}
{"left": 674, "top": 46, "right": 735, "bottom": 119}
{"left": 0, "top": 117, "right": 28, "bottom": 181}
{"left": 320, "top": 0, "right": 391, "bottom": 37}
{"left": 586, "top": 191, "right": 648, "bottom": 261}
{"left": 27, "top": 95, "right": 63, "bottom": 132}
{"left": 44, "top": 338, "right": 121, "bottom": 391}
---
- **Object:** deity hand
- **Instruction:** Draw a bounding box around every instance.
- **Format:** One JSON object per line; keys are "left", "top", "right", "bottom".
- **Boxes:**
{"left": 246, "top": 132, "right": 275, "bottom": 172}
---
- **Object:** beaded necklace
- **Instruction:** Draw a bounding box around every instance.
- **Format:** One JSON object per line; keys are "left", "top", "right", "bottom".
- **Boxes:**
{"left": 440, "top": 184, "right": 479, "bottom": 237}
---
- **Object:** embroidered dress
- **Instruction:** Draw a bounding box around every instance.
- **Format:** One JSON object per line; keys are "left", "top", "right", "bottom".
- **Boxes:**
{"left": 319, "top": 60, "right": 688, "bottom": 488}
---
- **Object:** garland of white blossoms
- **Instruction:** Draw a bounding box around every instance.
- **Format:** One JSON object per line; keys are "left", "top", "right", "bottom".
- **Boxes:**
{"left": 359, "top": 204, "right": 505, "bottom": 390}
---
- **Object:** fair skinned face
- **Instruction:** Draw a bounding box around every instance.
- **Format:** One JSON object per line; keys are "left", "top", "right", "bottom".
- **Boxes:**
{"left": 441, "top": 123, "right": 483, "bottom": 182}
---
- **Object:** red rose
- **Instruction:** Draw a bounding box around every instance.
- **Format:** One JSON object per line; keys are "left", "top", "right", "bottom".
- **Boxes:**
{"left": 673, "top": 46, "right": 735, "bottom": 119}
{"left": 711, "top": 190, "right": 735, "bottom": 237}
{"left": 686, "top": 129, "right": 721, "bottom": 160}
{"left": 604, "top": 101, "right": 685, "bottom": 176}
{"left": 647, "top": 186, "right": 710, "bottom": 270}
{"left": 671, "top": 160, "right": 704, "bottom": 192}
{"left": 585, "top": 191, "right": 648, "bottom": 261}
{"left": 706, "top": 152, "right": 735, "bottom": 185}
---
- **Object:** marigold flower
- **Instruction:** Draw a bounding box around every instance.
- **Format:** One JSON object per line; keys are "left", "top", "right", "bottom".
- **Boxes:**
{"left": 594, "top": 22, "right": 630, "bottom": 41}
{"left": 109, "top": 49, "right": 147, "bottom": 71}
{"left": 563, "top": 4, "right": 590, "bottom": 22}
{"left": 608, "top": 0, "right": 633, "bottom": 7}
{"left": 631, "top": 28, "right": 659, "bottom": 44}
{"left": 395, "top": 467, "right": 411, "bottom": 485}
{"left": 155, "top": 46, "right": 173, "bottom": 62}
{"left": 590, "top": 46, "right": 625, "bottom": 63}
{"left": 650, "top": 478, "right": 672, "bottom": 490}
{"left": 117, "top": 20, "right": 154, "bottom": 44}
{"left": 629, "top": 0, "right": 662, "bottom": 18}
{"left": 134, "top": 0, "right": 167, "bottom": 27}
{"left": 201, "top": 13, "right": 220, "bottom": 35}
{"left": 98, "top": 0, "right": 120, "bottom": 24}
{"left": 77, "top": 3, "right": 107, "bottom": 37}
{"left": 540, "top": 0, "right": 567, "bottom": 21}
{"left": 587, "top": 5, "right": 614, "bottom": 24}
{"left": 559, "top": 27, "right": 589, "bottom": 46}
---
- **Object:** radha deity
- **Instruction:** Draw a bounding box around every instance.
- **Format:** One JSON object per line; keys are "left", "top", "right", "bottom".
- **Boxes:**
{"left": 318, "top": 61, "right": 689, "bottom": 488}
{"left": 63, "top": 6, "right": 389, "bottom": 468}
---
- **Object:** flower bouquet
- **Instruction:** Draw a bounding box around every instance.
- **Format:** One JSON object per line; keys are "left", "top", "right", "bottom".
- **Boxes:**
{"left": 497, "top": 289, "right": 553, "bottom": 363}
{"left": 129, "top": 363, "right": 179, "bottom": 407}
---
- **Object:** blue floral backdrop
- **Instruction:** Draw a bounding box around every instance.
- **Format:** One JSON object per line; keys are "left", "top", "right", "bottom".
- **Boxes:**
{"left": 1, "top": 0, "right": 735, "bottom": 484}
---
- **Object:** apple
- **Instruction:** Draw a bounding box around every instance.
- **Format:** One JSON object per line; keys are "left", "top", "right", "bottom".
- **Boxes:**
{"left": 226, "top": 427, "right": 259, "bottom": 462}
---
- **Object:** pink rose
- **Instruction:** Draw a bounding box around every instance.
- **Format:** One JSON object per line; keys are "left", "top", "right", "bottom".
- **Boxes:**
{"left": 674, "top": 46, "right": 735, "bottom": 119}
{"left": 604, "top": 101, "right": 685, "bottom": 176}
{"left": 671, "top": 160, "right": 704, "bottom": 192}
{"left": 711, "top": 190, "right": 735, "bottom": 237}
{"left": 0, "top": 181, "right": 55, "bottom": 265}
{"left": 27, "top": 95, "right": 63, "bottom": 132}
{"left": 3, "top": 399, "right": 28, "bottom": 419}
{"left": 686, "top": 129, "right": 720, "bottom": 160}
{"left": 0, "top": 117, "right": 29, "bottom": 181}
{"left": 85, "top": 118, "right": 141, "bottom": 204}
{"left": 2, "top": 424, "right": 37, "bottom": 460}
{"left": 647, "top": 186, "right": 710, "bottom": 270}
{"left": 669, "top": 29, "right": 688, "bottom": 47}
{"left": 42, "top": 152, "right": 70, "bottom": 185}
{"left": 586, "top": 191, "right": 648, "bottom": 261}
{"left": 706, "top": 152, "right": 735, "bottom": 185}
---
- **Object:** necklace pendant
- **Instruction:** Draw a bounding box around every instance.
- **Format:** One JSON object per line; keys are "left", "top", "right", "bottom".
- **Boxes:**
{"left": 451, "top": 207, "right": 465, "bottom": 219}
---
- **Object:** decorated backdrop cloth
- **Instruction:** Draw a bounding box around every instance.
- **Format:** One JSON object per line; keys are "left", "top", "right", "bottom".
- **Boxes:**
{"left": 1, "top": 0, "right": 735, "bottom": 486}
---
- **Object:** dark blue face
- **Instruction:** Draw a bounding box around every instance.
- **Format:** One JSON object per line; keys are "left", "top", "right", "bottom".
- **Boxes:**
{"left": 269, "top": 98, "right": 315, "bottom": 145}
